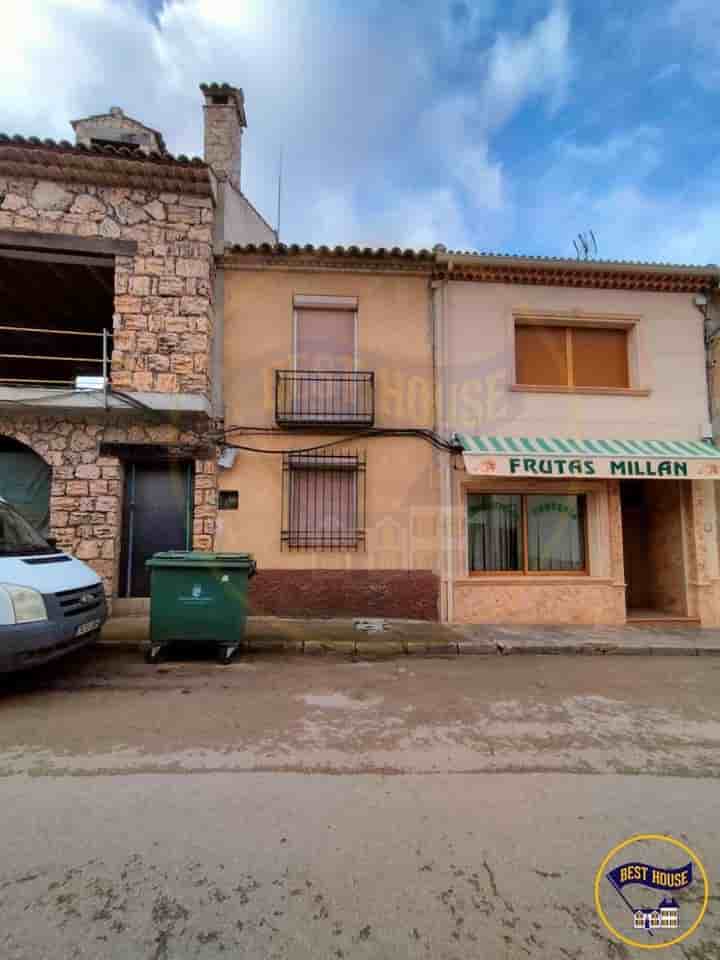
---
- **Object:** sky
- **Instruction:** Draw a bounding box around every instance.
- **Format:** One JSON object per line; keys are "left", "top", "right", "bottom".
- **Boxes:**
{"left": 4, "top": 0, "right": 720, "bottom": 263}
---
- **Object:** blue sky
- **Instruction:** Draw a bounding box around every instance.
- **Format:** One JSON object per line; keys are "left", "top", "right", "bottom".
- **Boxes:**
{"left": 4, "top": 0, "right": 720, "bottom": 262}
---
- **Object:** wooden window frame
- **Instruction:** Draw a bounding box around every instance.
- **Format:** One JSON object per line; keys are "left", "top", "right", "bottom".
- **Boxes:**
{"left": 511, "top": 313, "right": 649, "bottom": 396}
{"left": 467, "top": 491, "right": 589, "bottom": 577}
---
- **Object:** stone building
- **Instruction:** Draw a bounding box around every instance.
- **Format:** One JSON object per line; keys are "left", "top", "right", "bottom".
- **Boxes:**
{"left": 0, "top": 84, "right": 274, "bottom": 608}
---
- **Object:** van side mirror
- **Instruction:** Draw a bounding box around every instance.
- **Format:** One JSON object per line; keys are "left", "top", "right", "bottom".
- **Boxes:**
{"left": 45, "top": 536, "right": 58, "bottom": 549}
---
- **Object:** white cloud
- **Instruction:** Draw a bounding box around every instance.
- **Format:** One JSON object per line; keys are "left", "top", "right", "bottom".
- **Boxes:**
{"left": 482, "top": 0, "right": 570, "bottom": 127}
{"left": 557, "top": 126, "right": 663, "bottom": 178}
{"left": 0, "top": 0, "right": 571, "bottom": 250}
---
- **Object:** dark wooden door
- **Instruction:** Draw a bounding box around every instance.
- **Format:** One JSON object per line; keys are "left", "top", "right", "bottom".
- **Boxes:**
{"left": 120, "top": 461, "right": 193, "bottom": 597}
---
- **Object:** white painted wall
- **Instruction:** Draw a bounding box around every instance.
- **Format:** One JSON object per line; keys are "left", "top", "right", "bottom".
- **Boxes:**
{"left": 222, "top": 183, "right": 276, "bottom": 245}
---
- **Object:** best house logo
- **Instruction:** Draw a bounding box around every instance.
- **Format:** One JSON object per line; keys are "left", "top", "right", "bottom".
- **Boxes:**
{"left": 594, "top": 834, "right": 709, "bottom": 949}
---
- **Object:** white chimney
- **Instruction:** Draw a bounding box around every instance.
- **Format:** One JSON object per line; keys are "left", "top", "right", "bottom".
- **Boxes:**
{"left": 200, "top": 83, "right": 247, "bottom": 190}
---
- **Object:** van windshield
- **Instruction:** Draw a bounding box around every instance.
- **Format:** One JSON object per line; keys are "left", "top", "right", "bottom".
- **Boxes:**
{"left": 0, "top": 501, "right": 54, "bottom": 556}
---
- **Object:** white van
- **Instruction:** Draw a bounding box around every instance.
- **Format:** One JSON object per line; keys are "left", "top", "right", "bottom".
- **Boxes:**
{"left": 0, "top": 496, "right": 107, "bottom": 671}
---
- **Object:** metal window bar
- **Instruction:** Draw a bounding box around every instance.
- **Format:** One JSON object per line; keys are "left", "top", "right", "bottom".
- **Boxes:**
{"left": 275, "top": 370, "right": 374, "bottom": 426}
{"left": 281, "top": 450, "right": 366, "bottom": 550}
{"left": 0, "top": 324, "right": 113, "bottom": 385}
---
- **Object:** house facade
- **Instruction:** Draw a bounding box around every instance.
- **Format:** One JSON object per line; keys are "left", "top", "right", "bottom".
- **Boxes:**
{"left": 0, "top": 84, "right": 274, "bottom": 608}
{"left": 215, "top": 244, "right": 442, "bottom": 618}
{"left": 432, "top": 252, "right": 720, "bottom": 626}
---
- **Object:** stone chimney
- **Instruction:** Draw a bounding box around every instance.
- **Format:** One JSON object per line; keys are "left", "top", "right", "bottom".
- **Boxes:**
{"left": 200, "top": 83, "right": 247, "bottom": 190}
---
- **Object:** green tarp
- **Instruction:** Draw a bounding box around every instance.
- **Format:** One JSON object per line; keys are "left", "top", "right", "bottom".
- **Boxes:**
{"left": 0, "top": 444, "right": 51, "bottom": 535}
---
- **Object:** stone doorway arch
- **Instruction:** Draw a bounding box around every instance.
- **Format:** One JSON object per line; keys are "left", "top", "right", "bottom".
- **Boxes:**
{"left": 0, "top": 435, "right": 51, "bottom": 535}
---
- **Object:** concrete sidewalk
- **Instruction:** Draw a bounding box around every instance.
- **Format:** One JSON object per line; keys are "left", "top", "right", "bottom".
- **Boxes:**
{"left": 101, "top": 614, "right": 720, "bottom": 657}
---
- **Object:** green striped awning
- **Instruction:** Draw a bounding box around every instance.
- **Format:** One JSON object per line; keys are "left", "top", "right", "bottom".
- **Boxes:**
{"left": 457, "top": 435, "right": 720, "bottom": 459}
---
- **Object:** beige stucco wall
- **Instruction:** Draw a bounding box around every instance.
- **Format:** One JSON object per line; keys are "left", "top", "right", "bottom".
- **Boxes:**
{"left": 223, "top": 267, "right": 434, "bottom": 429}
{"left": 218, "top": 266, "right": 439, "bottom": 571}
{"left": 442, "top": 282, "right": 709, "bottom": 440}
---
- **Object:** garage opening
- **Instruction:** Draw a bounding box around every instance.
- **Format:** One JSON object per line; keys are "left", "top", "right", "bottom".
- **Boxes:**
{"left": 0, "top": 436, "right": 51, "bottom": 534}
{"left": 0, "top": 243, "right": 114, "bottom": 387}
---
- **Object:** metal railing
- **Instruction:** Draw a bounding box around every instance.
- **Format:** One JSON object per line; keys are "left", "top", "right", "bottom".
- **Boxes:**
{"left": 281, "top": 450, "right": 366, "bottom": 550}
{"left": 275, "top": 370, "right": 374, "bottom": 427}
{"left": 0, "top": 325, "right": 112, "bottom": 386}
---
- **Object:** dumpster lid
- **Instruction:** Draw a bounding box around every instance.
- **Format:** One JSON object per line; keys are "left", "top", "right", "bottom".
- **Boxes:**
{"left": 146, "top": 551, "right": 256, "bottom": 569}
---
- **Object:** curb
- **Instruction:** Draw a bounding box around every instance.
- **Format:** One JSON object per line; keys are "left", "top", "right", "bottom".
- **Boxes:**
{"left": 98, "top": 639, "right": 719, "bottom": 659}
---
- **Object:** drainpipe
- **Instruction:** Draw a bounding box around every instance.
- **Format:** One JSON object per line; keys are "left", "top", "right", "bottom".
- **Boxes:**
{"left": 697, "top": 284, "right": 720, "bottom": 443}
{"left": 431, "top": 276, "right": 453, "bottom": 623}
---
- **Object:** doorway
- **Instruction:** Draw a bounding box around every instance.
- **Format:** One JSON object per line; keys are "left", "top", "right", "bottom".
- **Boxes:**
{"left": 119, "top": 461, "right": 193, "bottom": 597}
{"left": 620, "top": 480, "right": 688, "bottom": 620}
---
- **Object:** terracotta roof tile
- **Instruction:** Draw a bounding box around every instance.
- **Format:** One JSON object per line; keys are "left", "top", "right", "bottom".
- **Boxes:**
{"left": 0, "top": 134, "right": 211, "bottom": 196}
{"left": 225, "top": 242, "right": 434, "bottom": 261}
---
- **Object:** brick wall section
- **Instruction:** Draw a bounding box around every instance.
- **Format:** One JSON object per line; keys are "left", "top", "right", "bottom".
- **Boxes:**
{"left": 0, "top": 178, "right": 214, "bottom": 397}
{"left": 249, "top": 570, "right": 440, "bottom": 620}
{"left": 0, "top": 415, "right": 218, "bottom": 602}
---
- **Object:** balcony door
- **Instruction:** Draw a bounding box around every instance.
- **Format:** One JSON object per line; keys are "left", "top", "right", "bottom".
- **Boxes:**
{"left": 293, "top": 297, "right": 357, "bottom": 421}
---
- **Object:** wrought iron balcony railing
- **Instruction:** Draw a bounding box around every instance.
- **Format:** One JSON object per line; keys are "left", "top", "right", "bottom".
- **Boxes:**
{"left": 275, "top": 370, "right": 374, "bottom": 427}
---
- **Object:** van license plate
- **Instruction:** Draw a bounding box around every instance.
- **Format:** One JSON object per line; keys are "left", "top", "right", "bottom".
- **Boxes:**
{"left": 76, "top": 619, "right": 101, "bottom": 638}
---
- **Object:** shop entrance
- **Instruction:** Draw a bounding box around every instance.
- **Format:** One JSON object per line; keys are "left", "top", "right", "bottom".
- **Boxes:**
{"left": 620, "top": 479, "right": 689, "bottom": 621}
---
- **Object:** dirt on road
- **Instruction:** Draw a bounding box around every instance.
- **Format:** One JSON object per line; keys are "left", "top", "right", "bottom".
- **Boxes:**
{"left": 1, "top": 646, "right": 719, "bottom": 778}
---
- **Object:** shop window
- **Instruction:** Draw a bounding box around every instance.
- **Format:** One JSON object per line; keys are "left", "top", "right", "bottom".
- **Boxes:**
{"left": 468, "top": 493, "right": 587, "bottom": 574}
{"left": 515, "top": 323, "right": 629, "bottom": 389}
{"left": 281, "top": 450, "right": 366, "bottom": 550}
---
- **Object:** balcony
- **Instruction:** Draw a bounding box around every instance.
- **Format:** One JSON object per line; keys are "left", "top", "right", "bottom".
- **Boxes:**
{"left": 0, "top": 324, "right": 111, "bottom": 388}
{"left": 275, "top": 370, "right": 374, "bottom": 428}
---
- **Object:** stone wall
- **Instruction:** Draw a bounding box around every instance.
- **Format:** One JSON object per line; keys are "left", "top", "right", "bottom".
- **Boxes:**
{"left": 0, "top": 414, "right": 217, "bottom": 602}
{"left": 0, "top": 177, "right": 215, "bottom": 397}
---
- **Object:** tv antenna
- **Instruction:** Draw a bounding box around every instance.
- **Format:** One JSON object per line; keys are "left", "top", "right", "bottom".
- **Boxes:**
{"left": 573, "top": 230, "right": 597, "bottom": 260}
{"left": 276, "top": 147, "right": 283, "bottom": 242}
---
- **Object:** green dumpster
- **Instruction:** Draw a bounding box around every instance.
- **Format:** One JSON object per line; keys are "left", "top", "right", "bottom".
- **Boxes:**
{"left": 145, "top": 551, "right": 257, "bottom": 663}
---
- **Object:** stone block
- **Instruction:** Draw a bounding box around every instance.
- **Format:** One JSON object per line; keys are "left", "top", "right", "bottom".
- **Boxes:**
{"left": 75, "top": 540, "right": 99, "bottom": 560}
{"left": 131, "top": 371, "right": 154, "bottom": 391}
{"left": 179, "top": 296, "right": 209, "bottom": 316}
{"left": 176, "top": 258, "right": 210, "bottom": 279}
{"left": 129, "top": 276, "right": 152, "bottom": 296}
{"left": 147, "top": 354, "right": 170, "bottom": 372}
{"left": 2, "top": 194, "right": 26, "bottom": 212}
{"left": 99, "top": 217, "right": 121, "bottom": 238}
{"left": 171, "top": 354, "right": 194, "bottom": 374}
{"left": 75, "top": 464, "right": 101, "bottom": 480}
{"left": 71, "top": 195, "right": 106, "bottom": 216}
{"left": 115, "top": 295, "right": 143, "bottom": 314}
{"left": 155, "top": 373, "right": 178, "bottom": 392}
{"left": 145, "top": 200, "right": 166, "bottom": 221}
{"left": 158, "top": 277, "right": 185, "bottom": 297}
{"left": 110, "top": 370, "right": 133, "bottom": 388}
{"left": 32, "top": 181, "right": 72, "bottom": 211}
{"left": 165, "top": 317, "right": 194, "bottom": 334}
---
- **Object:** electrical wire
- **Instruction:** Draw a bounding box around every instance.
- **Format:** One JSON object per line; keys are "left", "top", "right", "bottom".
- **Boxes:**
{"left": 217, "top": 427, "right": 460, "bottom": 455}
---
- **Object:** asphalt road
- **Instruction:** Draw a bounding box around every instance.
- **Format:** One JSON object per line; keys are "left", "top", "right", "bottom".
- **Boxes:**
{"left": 0, "top": 646, "right": 719, "bottom": 958}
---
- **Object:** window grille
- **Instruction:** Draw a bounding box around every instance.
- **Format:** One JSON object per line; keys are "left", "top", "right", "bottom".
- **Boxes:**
{"left": 281, "top": 450, "right": 366, "bottom": 550}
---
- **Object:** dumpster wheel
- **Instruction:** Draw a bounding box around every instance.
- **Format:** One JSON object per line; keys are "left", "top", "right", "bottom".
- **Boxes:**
{"left": 218, "top": 644, "right": 239, "bottom": 665}
{"left": 144, "top": 643, "right": 164, "bottom": 664}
